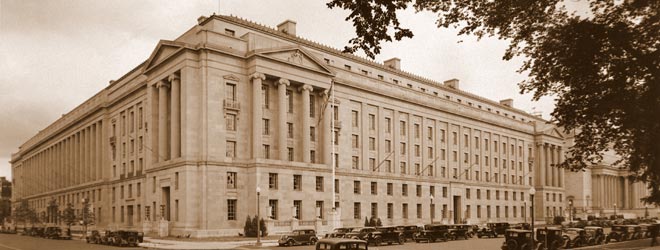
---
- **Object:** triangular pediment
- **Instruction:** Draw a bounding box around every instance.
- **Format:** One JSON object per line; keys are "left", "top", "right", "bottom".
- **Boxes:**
{"left": 544, "top": 127, "right": 564, "bottom": 139}
{"left": 144, "top": 40, "right": 186, "bottom": 72}
{"left": 256, "top": 46, "right": 334, "bottom": 76}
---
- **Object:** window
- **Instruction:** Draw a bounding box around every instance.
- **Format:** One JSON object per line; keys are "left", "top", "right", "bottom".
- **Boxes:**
{"left": 335, "top": 179, "right": 339, "bottom": 193}
{"left": 226, "top": 83, "right": 236, "bottom": 100}
{"left": 377, "top": 75, "right": 384, "bottom": 80}
{"left": 352, "top": 156, "right": 359, "bottom": 169}
{"left": 387, "top": 203, "right": 393, "bottom": 219}
{"left": 293, "top": 175, "right": 302, "bottom": 191}
{"left": 428, "top": 147, "right": 433, "bottom": 158}
{"left": 226, "top": 114, "right": 236, "bottom": 131}
{"left": 262, "top": 119, "right": 270, "bottom": 135}
{"left": 361, "top": 69, "right": 368, "bottom": 75}
{"left": 417, "top": 204, "right": 422, "bottom": 219}
{"left": 352, "top": 134, "right": 359, "bottom": 148}
{"left": 427, "top": 127, "right": 433, "bottom": 140}
{"left": 485, "top": 139, "right": 489, "bottom": 150}
{"left": 310, "top": 127, "right": 316, "bottom": 141}
{"left": 385, "top": 117, "right": 391, "bottom": 133}
{"left": 310, "top": 150, "right": 316, "bottom": 163}
{"left": 316, "top": 176, "right": 324, "bottom": 192}
{"left": 227, "top": 172, "right": 237, "bottom": 189}
{"left": 344, "top": 64, "right": 351, "bottom": 70}
{"left": 287, "top": 147, "right": 294, "bottom": 161}
{"left": 269, "top": 200, "right": 278, "bottom": 219}
{"left": 224, "top": 28, "right": 235, "bottom": 36}
{"left": 287, "top": 123, "right": 294, "bottom": 138}
{"left": 316, "top": 201, "right": 324, "bottom": 219}
{"left": 415, "top": 163, "right": 421, "bottom": 175}
{"left": 416, "top": 185, "right": 422, "bottom": 197}
{"left": 402, "top": 184, "right": 408, "bottom": 196}
{"left": 293, "top": 200, "right": 302, "bottom": 219}
{"left": 369, "top": 158, "right": 376, "bottom": 171}
{"left": 262, "top": 85, "right": 269, "bottom": 108}
{"left": 368, "top": 114, "right": 375, "bottom": 130}
{"left": 371, "top": 203, "right": 378, "bottom": 218}
{"left": 175, "top": 172, "right": 179, "bottom": 190}
{"left": 269, "top": 173, "right": 278, "bottom": 189}
{"left": 263, "top": 144, "right": 270, "bottom": 159}
{"left": 227, "top": 199, "right": 237, "bottom": 220}
{"left": 354, "top": 202, "right": 361, "bottom": 219}
{"left": 466, "top": 188, "right": 471, "bottom": 199}
{"left": 387, "top": 183, "right": 393, "bottom": 195}
{"left": 487, "top": 190, "right": 491, "bottom": 200}
{"left": 354, "top": 181, "right": 361, "bottom": 194}
{"left": 415, "top": 145, "right": 420, "bottom": 157}
{"left": 309, "top": 94, "right": 315, "bottom": 117}
{"left": 369, "top": 137, "right": 375, "bottom": 150}
{"left": 137, "top": 183, "right": 141, "bottom": 197}
{"left": 452, "top": 132, "right": 458, "bottom": 145}
{"left": 226, "top": 140, "right": 236, "bottom": 158}
{"left": 400, "top": 142, "right": 406, "bottom": 155}
{"left": 414, "top": 124, "right": 420, "bottom": 138}
{"left": 400, "top": 121, "right": 406, "bottom": 136}
{"left": 352, "top": 110, "right": 359, "bottom": 127}
{"left": 402, "top": 203, "right": 409, "bottom": 219}
{"left": 385, "top": 140, "right": 392, "bottom": 152}
{"left": 400, "top": 162, "right": 407, "bottom": 174}
{"left": 286, "top": 90, "right": 293, "bottom": 113}
{"left": 371, "top": 182, "right": 378, "bottom": 195}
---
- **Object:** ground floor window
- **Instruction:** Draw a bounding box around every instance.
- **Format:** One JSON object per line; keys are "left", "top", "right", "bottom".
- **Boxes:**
{"left": 227, "top": 199, "right": 237, "bottom": 220}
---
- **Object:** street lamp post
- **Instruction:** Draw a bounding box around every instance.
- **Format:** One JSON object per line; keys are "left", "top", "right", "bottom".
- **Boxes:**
{"left": 430, "top": 195, "right": 435, "bottom": 224}
{"left": 81, "top": 198, "right": 87, "bottom": 239}
{"left": 529, "top": 187, "right": 536, "bottom": 249}
{"left": 256, "top": 187, "right": 262, "bottom": 247}
{"left": 568, "top": 200, "right": 573, "bottom": 222}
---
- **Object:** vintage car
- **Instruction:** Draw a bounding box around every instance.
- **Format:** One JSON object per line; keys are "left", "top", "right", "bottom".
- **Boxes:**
{"left": 44, "top": 226, "right": 71, "bottom": 240}
{"left": 29, "top": 227, "right": 45, "bottom": 237}
{"left": 372, "top": 226, "right": 403, "bottom": 245}
{"left": 639, "top": 224, "right": 652, "bottom": 238}
{"left": 448, "top": 224, "right": 472, "bottom": 240}
{"left": 626, "top": 225, "right": 643, "bottom": 240}
{"left": 584, "top": 226, "right": 605, "bottom": 245}
{"left": 344, "top": 227, "right": 377, "bottom": 241}
{"left": 535, "top": 228, "right": 565, "bottom": 250}
{"left": 278, "top": 229, "right": 318, "bottom": 246}
{"left": 325, "top": 227, "right": 354, "bottom": 238}
{"left": 501, "top": 229, "right": 534, "bottom": 250}
{"left": 511, "top": 223, "right": 531, "bottom": 230}
{"left": 562, "top": 228, "right": 588, "bottom": 248}
{"left": 606, "top": 225, "right": 631, "bottom": 243}
{"left": 414, "top": 224, "right": 449, "bottom": 243}
{"left": 478, "top": 223, "right": 510, "bottom": 238}
{"left": 86, "top": 230, "right": 101, "bottom": 244}
{"left": 396, "top": 225, "right": 420, "bottom": 242}
{"left": 315, "top": 238, "right": 368, "bottom": 250}
{"left": 111, "top": 230, "right": 142, "bottom": 247}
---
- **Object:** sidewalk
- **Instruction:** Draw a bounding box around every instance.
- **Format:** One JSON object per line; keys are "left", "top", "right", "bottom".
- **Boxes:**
{"left": 138, "top": 237, "right": 279, "bottom": 249}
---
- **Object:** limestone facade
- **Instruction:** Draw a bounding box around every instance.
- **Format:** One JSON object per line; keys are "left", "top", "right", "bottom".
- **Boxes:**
{"left": 11, "top": 14, "right": 571, "bottom": 236}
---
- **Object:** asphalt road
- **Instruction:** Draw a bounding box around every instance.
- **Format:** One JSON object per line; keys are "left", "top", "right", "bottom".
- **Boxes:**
{"left": 0, "top": 233, "right": 142, "bottom": 250}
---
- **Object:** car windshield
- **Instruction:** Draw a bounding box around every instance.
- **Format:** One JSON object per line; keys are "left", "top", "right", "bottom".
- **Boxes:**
{"left": 351, "top": 228, "right": 363, "bottom": 233}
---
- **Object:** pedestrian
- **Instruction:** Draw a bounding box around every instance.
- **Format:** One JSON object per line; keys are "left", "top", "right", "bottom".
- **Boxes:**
{"left": 651, "top": 224, "right": 658, "bottom": 246}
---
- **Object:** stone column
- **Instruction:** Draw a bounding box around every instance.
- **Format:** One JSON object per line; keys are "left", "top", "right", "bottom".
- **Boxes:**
{"left": 322, "top": 90, "right": 332, "bottom": 165}
{"left": 539, "top": 143, "right": 547, "bottom": 186}
{"left": 551, "top": 145, "right": 557, "bottom": 187}
{"left": 277, "top": 78, "right": 290, "bottom": 161}
{"left": 624, "top": 177, "right": 629, "bottom": 209}
{"left": 558, "top": 147, "right": 564, "bottom": 188}
{"left": 537, "top": 143, "right": 545, "bottom": 186}
{"left": 97, "top": 121, "right": 102, "bottom": 179}
{"left": 300, "top": 84, "right": 313, "bottom": 163}
{"left": 75, "top": 132, "right": 80, "bottom": 185}
{"left": 251, "top": 73, "right": 266, "bottom": 159}
{"left": 170, "top": 74, "right": 181, "bottom": 159}
{"left": 157, "top": 81, "right": 170, "bottom": 162}
{"left": 86, "top": 126, "right": 91, "bottom": 182}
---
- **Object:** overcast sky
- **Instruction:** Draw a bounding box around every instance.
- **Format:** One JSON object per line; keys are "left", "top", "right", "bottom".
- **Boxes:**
{"left": 0, "top": 0, "right": 572, "bottom": 179}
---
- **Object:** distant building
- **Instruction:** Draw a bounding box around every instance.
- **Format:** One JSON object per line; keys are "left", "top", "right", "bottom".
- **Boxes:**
{"left": 0, "top": 177, "right": 11, "bottom": 222}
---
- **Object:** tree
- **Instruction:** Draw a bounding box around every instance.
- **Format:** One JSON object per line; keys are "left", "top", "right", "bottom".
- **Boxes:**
{"left": 79, "top": 198, "right": 95, "bottom": 237}
{"left": 60, "top": 203, "right": 76, "bottom": 230}
{"left": 364, "top": 216, "right": 370, "bottom": 227}
{"left": 328, "top": 0, "right": 660, "bottom": 203}
{"left": 243, "top": 215, "right": 254, "bottom": 237}
{"left": 14, "top": 199, "right": 31, "bottom": 229}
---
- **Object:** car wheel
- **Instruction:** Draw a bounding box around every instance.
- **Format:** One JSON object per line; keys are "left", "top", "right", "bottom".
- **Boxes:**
{"left": 374, "top": 238, "right": 382, "bottom": 246}
{"left": 287, "top": 239, "right": 294, "bottom": 246}
{"left": 398, "top": 236, "right": 404, "bottom": 245}
{"left": 506, "top": 240, "right": 518, "bottom": 250}
{"left": 311, "top": 237, "right": 318, "bottom": 245}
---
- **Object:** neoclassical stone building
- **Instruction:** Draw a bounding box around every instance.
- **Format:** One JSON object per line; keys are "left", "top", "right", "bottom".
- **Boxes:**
{"left": 11, "top": 14, "right": 572, "bottom": 237}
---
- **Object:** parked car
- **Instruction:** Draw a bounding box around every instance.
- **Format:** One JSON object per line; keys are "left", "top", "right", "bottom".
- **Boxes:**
{"left": 562, "top": 228, "right": 588, "bottom": 248}
{"left": 278, "top": 229, "right": 318, "bottom": 246}
{"left": 511, "top": 223, "right": 531, "bottom": 230}
{"left": 325, "top": 227, "right": 353, "bottom": 238}
{"left": 414, "top": 224, "right": 449, "bottom": 243}
{"left": 478, "top": 223, "right": 509, "bottom": 238}
{"left": 606, "top": 225, "right": 629, "bottom": 243}
{"left": 639, "top": 224, "right": 652, "bottom": 238}
{"left": 535, "top": 228, "right": 565, "bottom": 250}
{"left": 501, "top": 229, "right": 534, "bottom": 250}
{"left": 396, "top": 225, "right": 420, "bottom": 242}
{"left": 315, "top": 238, "right": 368, "bottom": 250}
{"left": 448, "top": 224, "right": 472, "bottom": 240}
{"left": 111, "top": 230, "right": 141, "bottom": 247}
{"left": 30, "top": 227, "right": 45, "bottom": 237}
{"left": 373, "top": 226, "right": 403, "bottom": 245}
{"left": 44, "top": 227, "right": 71, "bottom": 240}
{"left": 345, "top": 227, "right": 376, "bottom": 243}
{"left": 584, "top": 226, "right": 605, "bottom": 245}
{"left": 86, "top": 230, "right": 101, "bottom": 244}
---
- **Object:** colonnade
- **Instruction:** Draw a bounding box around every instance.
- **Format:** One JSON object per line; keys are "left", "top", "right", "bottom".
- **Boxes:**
{"left": 155, "top": 74, "right": 181, "bottom": 162}
{"left": 536, "top": 143, "right": 564, "bottom": 188}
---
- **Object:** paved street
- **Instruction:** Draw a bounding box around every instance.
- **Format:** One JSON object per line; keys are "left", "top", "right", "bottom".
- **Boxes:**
{"left": 0, "top": 233, "right": 141, "bottom": 250}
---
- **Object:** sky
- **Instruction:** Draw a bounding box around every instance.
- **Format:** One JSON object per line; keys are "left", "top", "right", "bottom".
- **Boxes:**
{"left": 0, "top": 0, "right": 568, "bottom": 179}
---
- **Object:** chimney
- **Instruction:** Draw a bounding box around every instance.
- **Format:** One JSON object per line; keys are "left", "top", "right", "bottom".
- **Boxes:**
{"left": 384, "top": 58, "right": 401, "bottom": 70}
{"left": 443, "top": 79, "right": 459, "bottom": 89}
{"left": 197, "top": 15, "right": 208, "bottom": 25}
{"left": 500, "top": 98, "right": 513, "bottom": 108}
{"left": 277, "top": 20, "right": 297, "bottom": 36}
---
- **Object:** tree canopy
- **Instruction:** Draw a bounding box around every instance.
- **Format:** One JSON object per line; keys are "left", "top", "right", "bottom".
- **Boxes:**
{"left": 328, "top": 0, "right": 659, "bottom": 203}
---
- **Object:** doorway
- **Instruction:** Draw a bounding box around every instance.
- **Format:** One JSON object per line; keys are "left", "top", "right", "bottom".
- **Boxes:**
{"left": 127, "top": 205, "right": 134, "bottom": 227}
{"left": 453, "top": 195, "right": 461, "bottom": 224}
{"left": 162, "top": 187, "right": 171, "bottom": 221}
